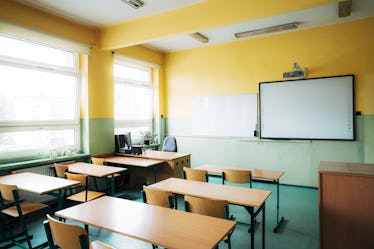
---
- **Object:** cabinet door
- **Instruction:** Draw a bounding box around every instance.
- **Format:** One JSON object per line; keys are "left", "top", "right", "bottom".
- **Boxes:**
{"left": 320, "top": 173, "right": 374, "bottom": 249}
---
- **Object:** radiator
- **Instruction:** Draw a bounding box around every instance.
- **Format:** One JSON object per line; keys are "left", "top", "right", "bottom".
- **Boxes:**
{"left": 12, "top": 164, "right": 55, "bottom": 176}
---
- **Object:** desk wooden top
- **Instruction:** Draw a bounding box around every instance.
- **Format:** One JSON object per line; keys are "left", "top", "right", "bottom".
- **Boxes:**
{"left": 319, "top": 161, "right": 374, "bottom": 176}
{"left": 197, "top": 164, "right": 285, "bottom": 181}
{"left": 115, "top": 150, "right": 191, "bottom": 161}
{"left": 67, "top": 162, "right": 127, "bottom": 177}
{"left": 104, "top": 156, "right": 164, "bottom": 168}
{"left": 0, "top": 172, "right": 79, "bottom": 195}
{"left": 149, "top": 178, "right": 271, "bottom": 208}
{"left": 56, "top": 196, "right": 236, "bottom": 249}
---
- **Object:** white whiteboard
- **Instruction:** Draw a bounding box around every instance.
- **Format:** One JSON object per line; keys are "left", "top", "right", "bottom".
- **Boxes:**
{"left": 259, "top": 75, "right": 354, "bottom": 140}
{"left": 192, "top": 94, "right": 257, "bottom": 137}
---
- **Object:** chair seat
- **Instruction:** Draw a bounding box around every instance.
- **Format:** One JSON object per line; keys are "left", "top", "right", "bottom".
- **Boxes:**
{"left": 107, "top": 173, "right": 121, "bottom": 178}
{"left": 67, "top": 191, "right": 105, "bottom": 202}
{"left": 90, "top": 240, "right": 117, "bottom": 249}
{"left": 1, "top": 201, "right": 48, "bottom": 217}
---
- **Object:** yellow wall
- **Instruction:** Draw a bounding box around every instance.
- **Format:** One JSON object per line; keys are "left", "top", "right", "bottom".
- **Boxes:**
{"left": 165, "top": 17, "right": 374, "bottom": 118}
{"left": 87, "top": 47, "right": 114, "bottom": 118}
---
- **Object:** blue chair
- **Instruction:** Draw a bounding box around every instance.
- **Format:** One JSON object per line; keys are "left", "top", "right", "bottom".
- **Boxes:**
{"left": 162, "top": 136, "right": 177, "bottom": 152}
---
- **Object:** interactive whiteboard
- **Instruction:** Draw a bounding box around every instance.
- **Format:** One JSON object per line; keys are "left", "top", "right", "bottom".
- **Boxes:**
{"left": 259, "top": 75, "right": 354, "bottom": 140}
{"left": 192, "top": 94, "right": 257, "bottom": 137}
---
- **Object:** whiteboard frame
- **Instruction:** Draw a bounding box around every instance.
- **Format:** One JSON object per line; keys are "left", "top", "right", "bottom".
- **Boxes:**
{"left": 259, "top": 75, "right": 355, "bottom": 141}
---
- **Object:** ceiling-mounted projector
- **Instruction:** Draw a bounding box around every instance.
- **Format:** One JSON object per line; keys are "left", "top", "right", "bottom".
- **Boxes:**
{"left": 283, "top": 62, "right": 306, "bottom": 79}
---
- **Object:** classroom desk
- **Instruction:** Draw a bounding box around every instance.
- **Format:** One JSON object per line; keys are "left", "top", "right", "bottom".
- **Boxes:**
{"left": 67, "top": 162, "right": 127, "bottom": 196}
{"left": 196, "top": 164, "right": 285, "bottom": 232}
{"left": 104, "top": 156, "right": 164, "bottom": 185}
{"left": 115, "top": 150, "right": 191, "bottom": 180}
{"left": 149, "top": 178, "right": 272, "bottom": 249}
{"left": 0, "top": 172, "right": 79, "bottom": 210}
{"left": 55, "top": 196, "right": 236, "bottom": 249}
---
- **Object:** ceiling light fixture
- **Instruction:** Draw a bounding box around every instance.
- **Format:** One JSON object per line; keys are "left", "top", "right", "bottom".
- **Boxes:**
{"left": 190, "top": 32, "right": 209, "bottom": 43}
{"left": 121, "top": 0, "right": 144, "bottom": 9}
{"left": 235, "top": 22, "right": 299, "bottom": 39}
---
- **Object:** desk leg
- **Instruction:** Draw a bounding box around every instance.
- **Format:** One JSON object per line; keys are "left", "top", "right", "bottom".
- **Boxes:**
{"left": 105, "top": 176, "right": 115, "bottom": 196}
{"left": 262, "top": 204, "right": 266, "bottom": 249}
{"left": 245, "top": 206, "right": 254, "bottom": 249}
{"left": 146, "top": 167, "right": 157, "bottom": 185}
{"left": 273, "top": 180, "right": 284, "bottom": 233}
{"left": 153, "top": 167, "right": 157, "bottom": 183}
{"left": 46, "top": 190, "right": 64, "bottom": 211}
{"left": 245, "top": 204, "right": 266, "bottom": 249}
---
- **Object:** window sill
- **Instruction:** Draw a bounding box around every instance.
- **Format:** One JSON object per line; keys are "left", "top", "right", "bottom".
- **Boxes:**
{"left": 0, "top": 153, "right": 90, "bottom": 172}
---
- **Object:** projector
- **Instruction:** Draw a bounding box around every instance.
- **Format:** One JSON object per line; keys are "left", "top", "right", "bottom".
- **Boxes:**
{"left": 283, "top": 62, "right": 307, "bottom": 79}
{"left": 283, "top": 69, "right": 306, "bottom": 79}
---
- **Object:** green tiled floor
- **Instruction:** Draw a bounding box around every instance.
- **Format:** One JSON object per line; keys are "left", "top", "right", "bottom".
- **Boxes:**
{"left": 2, "top": 177, "right": 319, "bottom": 249}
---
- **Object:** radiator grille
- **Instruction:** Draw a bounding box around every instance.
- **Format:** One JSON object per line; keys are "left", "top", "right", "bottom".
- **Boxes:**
{"left": 12, "top": 164, "right": 55, "bottom": 176}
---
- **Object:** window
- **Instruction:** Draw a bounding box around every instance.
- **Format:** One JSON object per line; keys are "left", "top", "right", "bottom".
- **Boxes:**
{"left": 114, "top": 59, "right": 154, "bottom": 142}
{"left": 0, "top": 35, "right": 80, "bottom": 161}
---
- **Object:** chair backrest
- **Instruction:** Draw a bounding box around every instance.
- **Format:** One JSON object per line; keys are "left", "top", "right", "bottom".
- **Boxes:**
{"left": 162, "top": 136, "right": 177, "bottom": 152}
{"left": 45, "top": 214, "right": 89, "bottom": 249}
{"left": 54, "top": 163, "right": 68, "bottom": 178}
{"left": 142, "top": 186, "right": 174, "bottom": 208}
{"left": 222, "top": 168, "right": 252, "bottom": 187}
{"left": 91, "top": 157, "right": 106, "bottom": 165}
{"left": 183, "top": 167, "right": 208, "bottom": 182}
{"left": 0, "top": 183, "right": 17, "bottom": 202}
{"left": 184, "top": 195, "right": 228, "bottom": 219}
{"left": 65, "top": 173, "right": 88, "bottom": 187}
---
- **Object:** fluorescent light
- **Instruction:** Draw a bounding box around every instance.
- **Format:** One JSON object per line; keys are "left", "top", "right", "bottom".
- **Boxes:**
{"left": 235, "top": 22, "right": 299, "bottom": 38}
{"left": 121, "top": 0, "right": 144, "bottom": 9}
{"left": 190, "top": 33, "right": 209, "bottom": 43}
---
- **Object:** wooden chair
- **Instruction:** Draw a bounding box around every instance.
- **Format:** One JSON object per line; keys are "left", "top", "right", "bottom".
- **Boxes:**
{"left": 222, "top": 168, "right": 253, "bottom": 224}
{"left": 65, "top": 173, "right": 105, "bottom": 203}
{"left": 184, "top": 195, "right": 233, "bottom": 249}
{"left": 91, "top": 156, "right": 125, "bottom": 192}
{"left": 141, "top": 186, "right": 174, "bottom": 209}
{"left": 222, "top": 168, "right": 252, "bottom": 188}
{"left": 0, "top": 183, "right": 48, "bottom": 249}
{"left": 182, "top": 167, "right": 208, "bottom": 182}
{"left": 142, "top": 186, "right": 175, "bottom": 249}
{"left": 54, "top": 163, "right": 69, "bottom": 178}
{"left": 44, "top": 214, "right": 116, "bottom": 249}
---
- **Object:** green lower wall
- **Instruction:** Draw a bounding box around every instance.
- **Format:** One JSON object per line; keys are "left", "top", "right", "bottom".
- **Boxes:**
{"left": 364, "top": 114, "right": 374, "bottom": 163}
{"left": 81, "top": 118, "right": 114, "bottom": 156}
{"left": 166, "top": 115, "right": 373, "bottom": 187}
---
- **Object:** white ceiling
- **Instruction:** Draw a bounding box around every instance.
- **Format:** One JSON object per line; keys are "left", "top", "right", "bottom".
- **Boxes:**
{"left": 17, "top": 0, "right": 374, "bottom": 52}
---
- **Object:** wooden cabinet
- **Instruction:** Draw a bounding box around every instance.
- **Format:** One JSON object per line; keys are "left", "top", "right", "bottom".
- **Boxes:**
{"left": 319, "top": 161, "right": 374, "bottom": 249}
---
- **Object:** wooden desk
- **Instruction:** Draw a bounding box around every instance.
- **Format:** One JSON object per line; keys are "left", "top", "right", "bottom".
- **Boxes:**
{"left": 0, "top": 172, "right": 79, "bottom": 210}
{"left": 67, "top": 162, "right": 127, "bottom": 196}
{"left": 196, "top": 164, "right": 285, "bottom": 232}
{"left": 55, "top": 196, "right": 236, "bottom": 249}
{"left": 149, "top": 178, "right": 272, "bottom": 249}
{"left": 104, "top": 156, "right": 164, "bottom": 185}
{"left": 115, "top": 150, "right": 191, "bottom": 180}
{"left": 319, "top": 161, "right": 374, "bottom": 249}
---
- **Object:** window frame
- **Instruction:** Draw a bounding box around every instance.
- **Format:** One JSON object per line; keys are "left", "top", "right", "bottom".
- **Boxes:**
{"left": 113, "top": 58, "right": 154, "bottom": 135}
{"left": 0, "top": 35, "right": 81, "bottom": 161}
